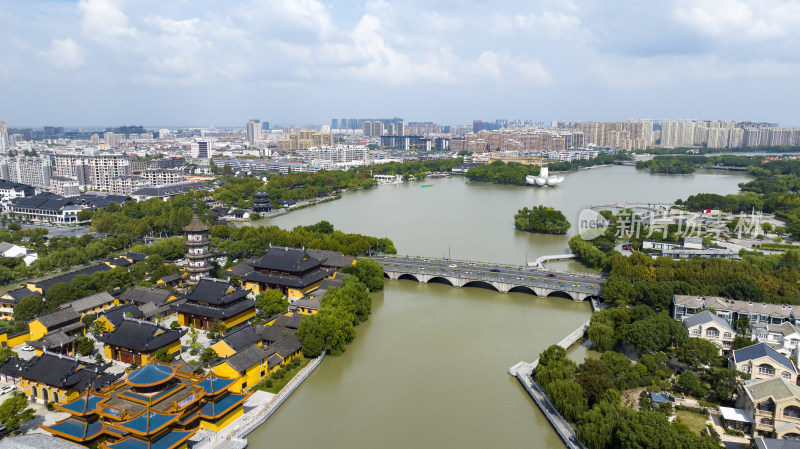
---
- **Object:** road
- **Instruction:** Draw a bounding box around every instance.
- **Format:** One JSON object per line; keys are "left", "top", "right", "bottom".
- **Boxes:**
{"left": 371, "top": 255, "right": 605, "bottom": 294}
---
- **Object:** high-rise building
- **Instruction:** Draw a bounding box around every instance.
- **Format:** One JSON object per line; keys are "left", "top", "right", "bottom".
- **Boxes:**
{"left": 372, "top": 121, "right": 385, "bottom": 137}
{"left": 396, "top": 122, "right": 405, "bottom": 136}
{"left": 473, "top": 120, "right": 483, "bottom": 133}
{"left": 53, "top": 154, "right": 130, "bottom": 191}
{"left": 194, "top": 141, "right": 211, "bottom": 159}
{"left": 362, "top": 121, "right": 373, "bottom": 137}
{"left": 246, "top": 120, "right": 262, "bottom": 146}
{"left": 0, "top": 156, "right": 52, "bottom": 188}
{"left": 0, "top": 121, "right": 8, "bottom": 152}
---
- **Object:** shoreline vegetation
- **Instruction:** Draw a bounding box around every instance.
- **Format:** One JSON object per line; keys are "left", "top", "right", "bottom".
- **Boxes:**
{"left": 465, "top": 154, "right": 632, "bottom": 186}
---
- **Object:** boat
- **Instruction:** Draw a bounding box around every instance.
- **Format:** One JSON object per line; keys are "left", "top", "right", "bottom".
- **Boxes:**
{"left": 421, "top": 184, "right": 434, "bottom": 188}
{"left": 525, "top": 166, "right": 563, "bottom": 187}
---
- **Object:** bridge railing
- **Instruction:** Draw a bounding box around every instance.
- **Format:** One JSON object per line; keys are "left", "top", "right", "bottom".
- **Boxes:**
{"left": 376, "top": 255, "right": 606, "bottom": 280}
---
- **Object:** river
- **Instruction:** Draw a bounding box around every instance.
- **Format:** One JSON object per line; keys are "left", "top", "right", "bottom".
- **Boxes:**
{"left": 242, "top": 165, "right": 750, "bottom": 448}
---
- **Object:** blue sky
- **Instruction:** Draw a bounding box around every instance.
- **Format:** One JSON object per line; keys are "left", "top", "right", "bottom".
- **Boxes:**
{"left": 1, "top": 0, "right": 799, "bottom": 127}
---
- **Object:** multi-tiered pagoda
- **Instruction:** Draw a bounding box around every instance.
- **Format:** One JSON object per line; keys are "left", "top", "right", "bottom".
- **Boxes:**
{"left": 184, "top": 200, "right": 212, "bottom": 285}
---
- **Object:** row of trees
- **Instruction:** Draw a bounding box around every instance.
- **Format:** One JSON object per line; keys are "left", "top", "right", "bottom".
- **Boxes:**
{"left": 211, "top": 222, "right": 396, "bottom": 259}
{"left": 513, "top": 205, "right": 571, "bottom": 234}
{"left": 636, "top": 154, "right": 759, "bottom": 175}
{"left": 465, "top": 161, "right": 541, "bottom": 185}
{"left": 297, "top": 260, "right": 384, "bottom": 357}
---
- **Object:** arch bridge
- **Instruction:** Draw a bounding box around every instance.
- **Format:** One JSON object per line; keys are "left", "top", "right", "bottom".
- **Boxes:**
{"left": 371, "top": 255, "right": 604, "bottom": 302}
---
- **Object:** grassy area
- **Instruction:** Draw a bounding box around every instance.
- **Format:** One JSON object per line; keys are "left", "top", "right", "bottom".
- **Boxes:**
{"left": 676, "top": 409, "right": 709, "bottom": 436}
{"left": 252, "top": 356, "right": 310, "bottom": 394}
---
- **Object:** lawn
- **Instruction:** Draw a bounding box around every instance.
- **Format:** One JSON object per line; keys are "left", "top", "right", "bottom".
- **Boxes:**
{"left": 252, "top": 356, "right": 310, "bottom": 394}
{"left": 676, "top": 409, "right": 709, "bottom": 436}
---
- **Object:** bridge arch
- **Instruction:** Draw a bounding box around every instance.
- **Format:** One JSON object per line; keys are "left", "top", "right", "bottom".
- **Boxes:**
{"left": 508, "top": 286, "right": 537, "bottom": 296}
{"left": 427, "top": 276, "right": 455, "bottom": 287}
{"left": 547, "top": 291, "right": 575, "bottom": 301}
{"left": 463, "top": 281, "right": 500, "bottom": 292}
{"left": 383, "top": 272, "right": 390, "bottom": 278}
{"left": 398, "top": 273, "right": 420, "bottom": 282}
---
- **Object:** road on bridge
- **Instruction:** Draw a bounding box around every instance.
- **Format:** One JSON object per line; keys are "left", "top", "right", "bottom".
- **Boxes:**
{"left": 370, "top": 255, "right": 605, "bottom": 294}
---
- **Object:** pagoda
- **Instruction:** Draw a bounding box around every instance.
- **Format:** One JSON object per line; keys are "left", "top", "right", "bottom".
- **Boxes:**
{"left": 252, "top": 190, "right": 272, "bottom": 213}
{"left": 184, "top": 198, "right": 212, "bottom": 285}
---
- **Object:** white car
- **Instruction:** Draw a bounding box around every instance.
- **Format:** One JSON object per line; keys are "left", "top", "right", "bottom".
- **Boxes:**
{"left": 20, "top": 345, "right": 34, "bottom": 351}
{"left": 0, "top": 386, "right": 14, "bottom": 395}
{"left": 448, "top": 264, "right": 458, "bottom": 268}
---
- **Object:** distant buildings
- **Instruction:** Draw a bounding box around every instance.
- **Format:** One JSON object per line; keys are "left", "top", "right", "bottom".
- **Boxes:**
{"left": 277, "top": 129, "right": 334, "bottom": 151}
{"left": 0, "top": 155, "right": 52, "bottom": 189}
{"left": 247, "top": 119, "right": 262, "bottom": 146}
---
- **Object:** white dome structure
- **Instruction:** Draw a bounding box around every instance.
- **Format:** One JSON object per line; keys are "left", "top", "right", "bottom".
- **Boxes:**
{"left": 525, "top": 165, "right": 563, "bottom": 187}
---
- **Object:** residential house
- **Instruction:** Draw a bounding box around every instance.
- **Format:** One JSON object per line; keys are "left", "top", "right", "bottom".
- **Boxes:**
{"left": 94, "top": 303, "right": 144, "bottom": 333}
{"left": 732, "top": 343, "right": 799, "bottom": 383}
{"left": 265, "top": 333, "right": 302, "bottom": 365}
{"left": 65, "top": 292, "right": 119, "bottom": 318}
{"left": 682, "top": 310, "right": 736, "bottom": 355}
{"left": 737, "top": 377, "right": 800, "bottom": 439}
{"left": 672, "top": 295, "right": 799, "bottom": 328}
{"left": 0, "top": 242, "right": 27, "bottom": 259}
{"left": 28, "top": 307, "right": 84, "bottom": 341}
{"left": 752, "top": 322, "right": 800, "bottom": 362}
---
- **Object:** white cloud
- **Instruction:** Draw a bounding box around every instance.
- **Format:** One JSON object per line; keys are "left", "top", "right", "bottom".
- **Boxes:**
{"left": 492, "top": 10, "right": 592, "bottom": 45}
{"left": 78, "top": 0, "right": 136, "bottom": 45}
{"left": 674, "top": 0, "right": 800, "bottom": 41}
{"left": 42, "top": 38, "right": 85, "bottom": 69}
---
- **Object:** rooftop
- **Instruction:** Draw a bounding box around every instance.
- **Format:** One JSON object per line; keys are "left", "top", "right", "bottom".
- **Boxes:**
{"left": 734, "top": 343, "right": 798, "bottom": 373}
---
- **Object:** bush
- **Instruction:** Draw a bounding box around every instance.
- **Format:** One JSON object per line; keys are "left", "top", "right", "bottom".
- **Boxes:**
{"left": 46, "top": 402, "right": 55, "bottom": 411}
{"left": 264, "top": 380, "right": 273, "bottom": 388}
{"left": 170, "top": 321, "right": 181, "bottom": 330}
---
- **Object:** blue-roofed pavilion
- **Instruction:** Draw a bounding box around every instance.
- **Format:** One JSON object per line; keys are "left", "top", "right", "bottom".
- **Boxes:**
{"left": 112, "top": 409, "right": 180, "bottom": 436}
{"left": 195, "top": 374, "right": 236, "bottom": 396}
{"left": 127, "top": 364, "right": 176, "bottom": 388}
{"left": 55, "top": 391, "right": 109, "bottom": 416}
{"left": 199, "top": 393, "right": 248, "bottom": 419}
{"left": 44, "top": 417, "right": 105, "bottom": 442}
{"left": 104, "top": 429, "right": 195, "bottom": 449}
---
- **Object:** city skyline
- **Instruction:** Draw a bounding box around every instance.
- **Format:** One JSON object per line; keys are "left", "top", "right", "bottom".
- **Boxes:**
{"left": 2, "top": 0, "right": 799, "bottom": 127}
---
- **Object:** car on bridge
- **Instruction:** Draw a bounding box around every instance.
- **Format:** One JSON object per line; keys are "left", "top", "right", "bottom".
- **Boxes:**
{"left": 490, "top": 268, "right": 500, "bottom": 272}
{"left": 547, "top": 273, "right": 557, "bottom": 277}
{"left": 448, "top": 264, "right": 457, "bottom": 268}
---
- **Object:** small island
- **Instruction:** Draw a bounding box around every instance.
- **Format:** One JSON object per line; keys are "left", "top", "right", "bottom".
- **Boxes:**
{"left": 513, "top": 205, "right": 571, "bottom": 234}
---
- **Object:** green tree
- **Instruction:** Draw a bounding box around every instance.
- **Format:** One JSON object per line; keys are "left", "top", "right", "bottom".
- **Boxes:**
{"left": 545, "top": 379, "right": 587, "bottom": 421}
{"left": 514, "top": 205, "right": 571, "bottom": 234}
{"left": 45, "top": 282, "right": 80, "bottom": 309}
{"left": 676, "top": 371, "right": 707, "bottom": 397}
{"left": 12, "top": 295, "right": 45, "bottom": 323}
{"left": 155, "top": 347, "right": 174, "bottom": 363}
{"left": 0, "top": 347, "right": 17, "bottom": 364}
{"left": 676, "top": 338, "right": 721, "bottom": 368}
{"left": 621, "top": 313, "right": 687, "bottom": 353}
{"left": 198, "top": 348, "right": 219, "bottom": 367}
{"left": 82, "top": 314, "right": 96, "bottom": 326}
{"left": 256, "top": 290, "right": 289, "bottom": 316}
{"left": 345, "top": 259, "right": 385, "bottom": 291}
{"left": 705, "top": 367, "right": 743, "bottom": 402}
{"left": 0, "top": 392, "right": 35, "bottom": 430}
{"left": 588, "top": 322, "right": 616, "bottom": 352}
{"left": 75, "top": 336, "right": 95, "bottom": 356}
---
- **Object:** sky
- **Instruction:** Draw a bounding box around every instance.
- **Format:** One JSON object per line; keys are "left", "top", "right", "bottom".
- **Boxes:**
{"left": 1, "top": 0, "right": 799, "bottom": 128}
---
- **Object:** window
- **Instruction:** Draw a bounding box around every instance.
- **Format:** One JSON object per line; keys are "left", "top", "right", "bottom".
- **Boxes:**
{"left": 241, "top": 382, "right": 247, "bottom": 389}
{"left": 692, "top": 329, "right": 700, "bottom": 336}
{"left": 783, "top": 372, "right": 792, "bottom": 380}
{"left": 785, "top": 406, "right": 800, "bottom": 419}
{"left": 724, "top": 342, "right": 732, "bottom": 348}
{"left": 742, "top": 365, "right": 752, "bottom": 374}
{"left": 724, "top": 332, "right": 732, "bottom": 339}
{"left": 761, "top": 418, "right": 773, "bottom": 426}
{"left": 758, "top": 401, "right": 775, "bottom": 412}
{"left": 759, "top": 364, "right": 775, "bottom": 376}
{"left": 706, "top": 328, "right": 719, "bottom": 338}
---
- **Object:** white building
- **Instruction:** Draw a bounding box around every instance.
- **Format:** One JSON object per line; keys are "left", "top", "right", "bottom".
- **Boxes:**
{"left": 0, "top": 156, "right": 52, "bottom": 188}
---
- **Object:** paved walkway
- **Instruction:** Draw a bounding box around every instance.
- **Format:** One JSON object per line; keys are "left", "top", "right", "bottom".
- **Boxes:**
{"left": 516, "top": 373, "right": 584, "bottom": 449}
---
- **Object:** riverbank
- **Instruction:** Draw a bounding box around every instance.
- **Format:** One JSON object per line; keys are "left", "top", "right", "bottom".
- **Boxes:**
{"left": 197, "top": 352, "right": 326, "bottom": 449}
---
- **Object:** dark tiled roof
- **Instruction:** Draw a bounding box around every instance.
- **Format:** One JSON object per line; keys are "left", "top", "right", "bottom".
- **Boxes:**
{"left": 305, "top": 249, "right": 355, "bottom": 268}
{"left": 10, "top": 194, "right": 75, "bottom": 212}
{"left": 101, "top": 304, "right": 144, "bottom": 327}
{"left": 120, "top": 286, "right": 173, "bottom": 306}
{"left": 185, "top": 278, "right": 237, "bottom": 305}
{"left": 267, "top": 354, "right": 283, "bottom": 370}
{"left": 256, "top": 325, "right": 293, "bottom": 343}
{"left": 184, "top": 214, "right": 210, "bottom": 233}
{"left": 266, "top": 334, "right": 302, "bottom": 359}
{"left": 173, "top": 298, "right": 255, "bottom": 319}
{"left": 64, "top": 292, "right": 115, "bottom": 313}
{"left": 0, "top": 353, "right": 112, "bottom": 390}
{"left": 96, "top": 319, "right": 185, "bottom": 353}
{"left": 158, "top": 273, "right": 182, "bottom": 284}
{"left": 268, "top": 314, "right": 303, "bottom": 329}
{"left": 219, "top": 326, "right": 262, "bottom": 352}
{"left": 682, "top": 310, "right": 734, "bottom": 331}
{"left": 218, "top": 344, "right": 268, "bottom": 373}
{"left": 1, "top": 287, "right": 40, "bottom": 304}
{"left": 248, "top": 247, "right": 324, "bottom": 273}
{"left": 35, "top": 307, "right": 81, "bottom": 330}
{"left": 734, "top": 343, "right": 798, "bottom": 373}
{"left": 242, "top": 269, "right": 331, "bottom": 288}
{"left": 121, "top": 252, "right": 147, "bottom": 262}
{"left": 35, "top": 264, "right": 111, "bottom": 293}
